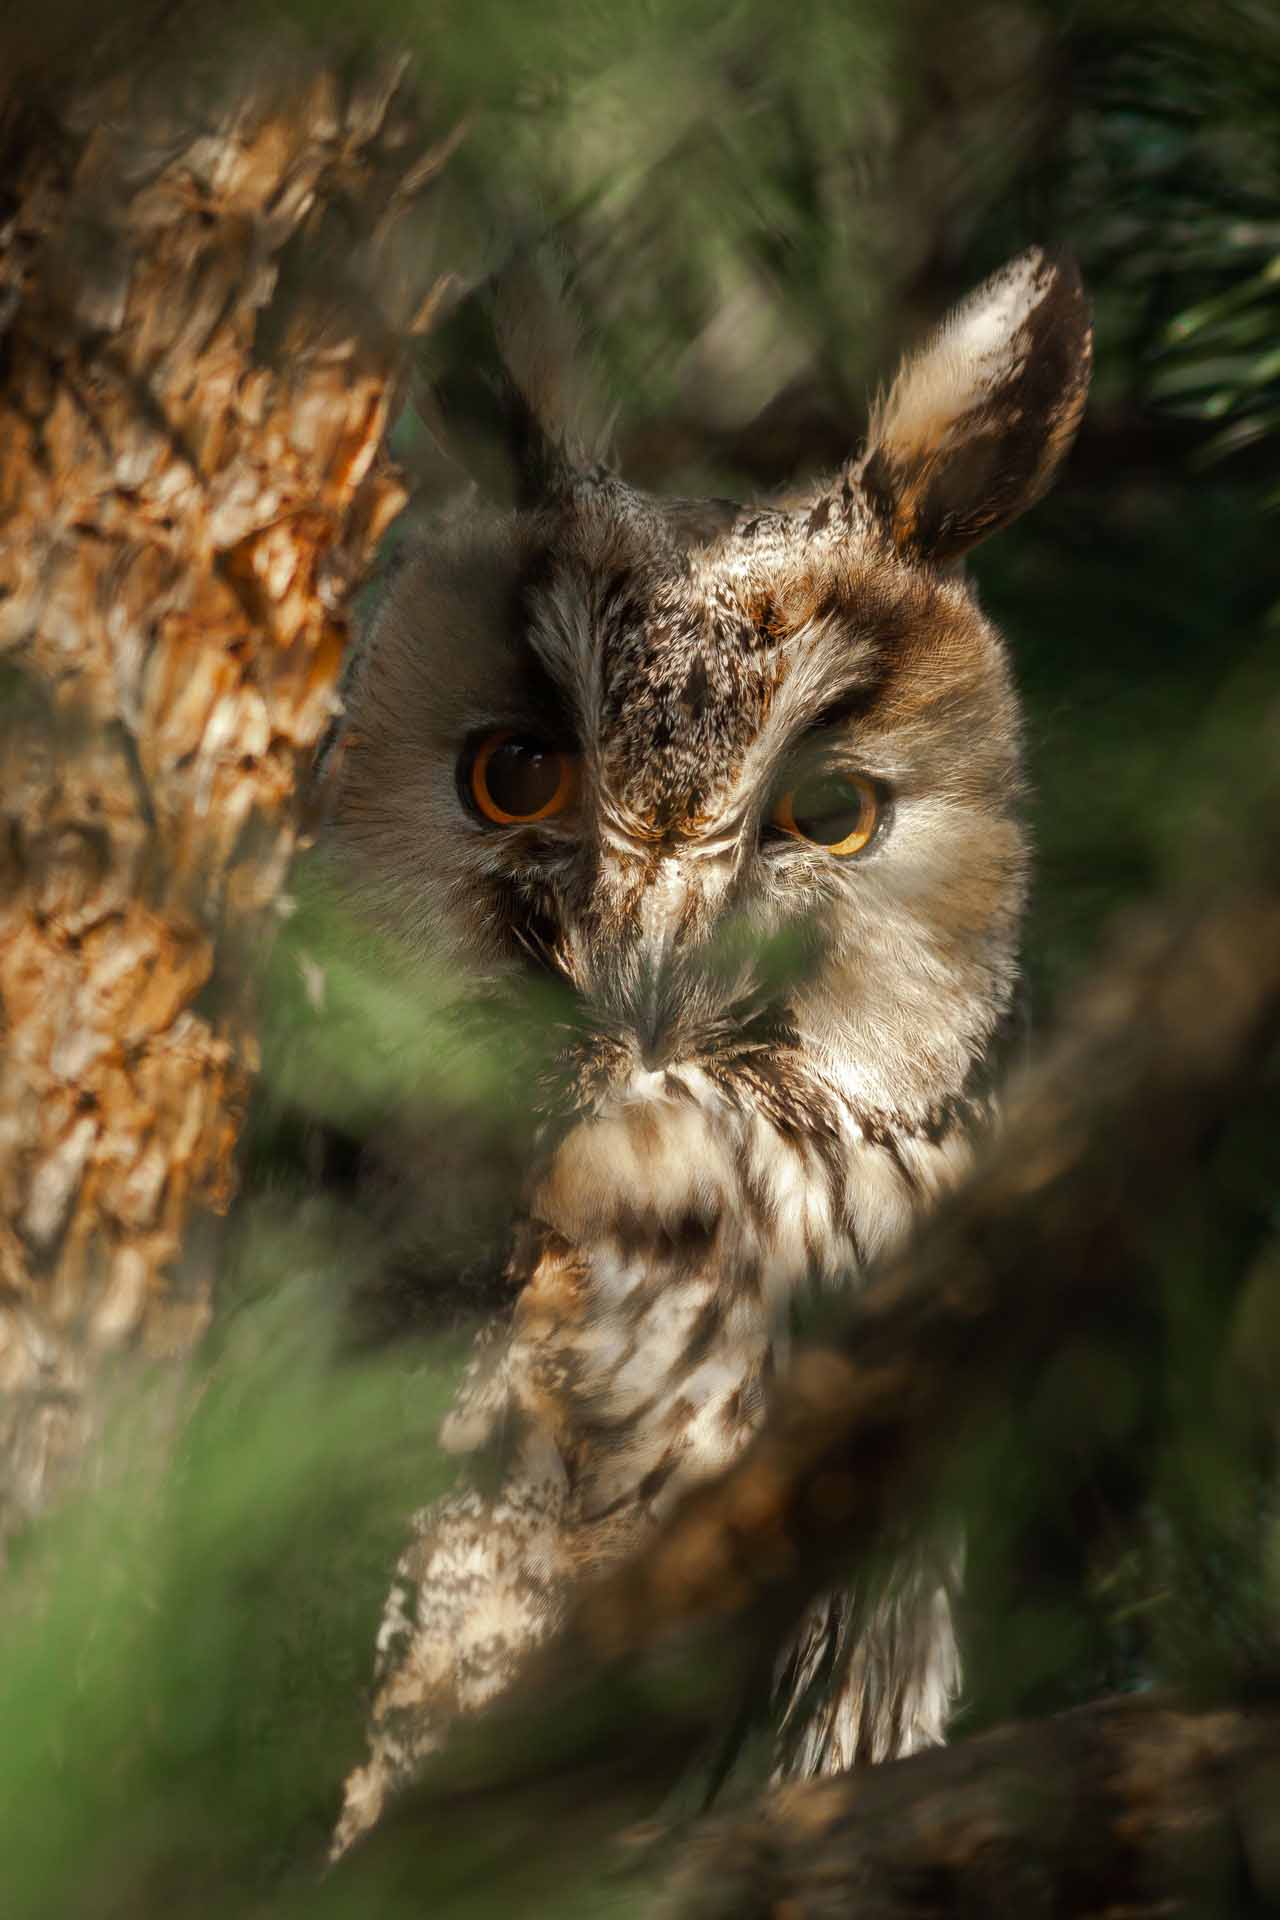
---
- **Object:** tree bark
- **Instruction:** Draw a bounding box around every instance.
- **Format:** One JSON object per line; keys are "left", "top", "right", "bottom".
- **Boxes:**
{"left": 664, "top": 1694, "right": 1280, "bottom": 1918}
{"left": 0, "top": 11, "right": 455, "bottom": 1540}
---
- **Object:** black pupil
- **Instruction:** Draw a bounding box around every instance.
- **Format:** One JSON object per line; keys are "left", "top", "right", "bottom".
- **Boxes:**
{"left": 790, "top": 776, "right": 869, "bottom": 845}
{"left": 486, "top": 737, "right": 561, "bottom": 817}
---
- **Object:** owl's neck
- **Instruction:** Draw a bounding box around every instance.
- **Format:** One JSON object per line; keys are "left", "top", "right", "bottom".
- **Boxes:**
{"left": 567, "top": 1012, "right": 997, "bottom": 1244}
{"left": 458, "top": 1052, "right": 981, "bottom": 1556}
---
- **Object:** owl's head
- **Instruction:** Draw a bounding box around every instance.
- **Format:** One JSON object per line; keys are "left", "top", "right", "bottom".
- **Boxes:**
{"left": 332, "top": 250, "right": 1090, "bottom": 1130}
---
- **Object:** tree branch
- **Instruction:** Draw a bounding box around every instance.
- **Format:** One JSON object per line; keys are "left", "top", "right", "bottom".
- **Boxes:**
{"left": 562, "top": 878, "right": 1280, "bottom": 1686}
{"left": 665, "top": 1693, "right": 1280, "bottom": 1918}
{"left": 329, "top": 821, "right": 1280, "bottom": 1903}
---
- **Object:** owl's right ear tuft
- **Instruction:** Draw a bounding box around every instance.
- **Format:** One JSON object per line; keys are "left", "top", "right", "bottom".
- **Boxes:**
{"left": 855, "top": 248, "right": 1092, "bottom": 565}
{"left": 414, "top": 251, "right": 611, "bottom": 508}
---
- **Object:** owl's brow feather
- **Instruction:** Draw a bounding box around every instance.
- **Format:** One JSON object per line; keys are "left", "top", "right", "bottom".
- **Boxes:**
{"left": 509, "top": 484, "right": 1003, "bottom": 860}
{"left": 722, "top": 617, "right": 922, "bottom": 806}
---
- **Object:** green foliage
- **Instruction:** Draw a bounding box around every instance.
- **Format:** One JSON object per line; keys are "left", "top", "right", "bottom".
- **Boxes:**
{"left": 1, "top": 1212, "right": 464, "bottom": 1916}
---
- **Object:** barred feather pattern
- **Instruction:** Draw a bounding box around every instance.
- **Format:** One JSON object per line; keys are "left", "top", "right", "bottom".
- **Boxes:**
{"left": 333, "top": 1059, "right": 978, "bottom": 1853}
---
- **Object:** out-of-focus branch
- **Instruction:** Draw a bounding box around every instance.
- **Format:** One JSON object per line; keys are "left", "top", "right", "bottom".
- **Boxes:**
{"left": 329, "top": 804, "right": 1280, "bottom": 1899}
{"left": 559, "top": 881, "right": 1280, "bottom": 1683}
{"left": 665, "top": 1694, "right": 1280, "bottom": 1918}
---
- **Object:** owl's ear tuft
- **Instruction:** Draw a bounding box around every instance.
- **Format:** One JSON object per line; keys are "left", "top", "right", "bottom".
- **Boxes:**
{"left": 414, "top": 251, "right": 612, "bottom": 508}
{"left": 855, "top": 248, "right": 1092, "bottom": 565}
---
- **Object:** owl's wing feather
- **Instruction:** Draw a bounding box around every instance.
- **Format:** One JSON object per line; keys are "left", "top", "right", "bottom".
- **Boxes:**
{"left": 774, "top": 1558, "right": 962, "bottom": 1778}
{"left": 333, "top": 1095, "right": 970, "bottom": 1855}
{"left": 332, "top": 1424, "right": 573, "bottom": 1856}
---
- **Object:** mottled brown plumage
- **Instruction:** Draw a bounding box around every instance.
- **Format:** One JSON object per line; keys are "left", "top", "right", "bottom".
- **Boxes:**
{"left": 327, "top": 248, "right": 1091, "bottom": 1852}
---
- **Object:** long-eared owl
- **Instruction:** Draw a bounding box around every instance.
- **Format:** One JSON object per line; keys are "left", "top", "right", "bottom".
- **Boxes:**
{"left": 327, "top": 247, "right": 1092, "bottom": 1851}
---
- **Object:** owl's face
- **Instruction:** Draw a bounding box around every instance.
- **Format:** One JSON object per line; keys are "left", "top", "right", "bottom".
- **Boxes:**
{"left": 333, "top": 250, "right": 1091, "bottom": 1134}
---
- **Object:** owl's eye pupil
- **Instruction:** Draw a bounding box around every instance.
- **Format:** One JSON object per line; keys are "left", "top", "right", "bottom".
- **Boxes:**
{"left": 466, "top": 730, "right": 577, "bottom": 825}
{"left": 770, "top": 772, "right": 880, "bottom": 857}
{"left": 486, "top": 739, "right": 559, "bottom": 815}
{"left": 788, "top": 777, "right": 866, "bottom": 845}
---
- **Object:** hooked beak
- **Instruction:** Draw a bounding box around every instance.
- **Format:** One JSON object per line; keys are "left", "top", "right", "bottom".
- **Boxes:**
{"left": 632, "top": 860, "right": 692, "bottom": 1068}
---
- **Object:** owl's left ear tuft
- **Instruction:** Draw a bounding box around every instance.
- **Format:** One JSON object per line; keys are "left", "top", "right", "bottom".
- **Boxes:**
{"left": 856, "top": 248, "right": 1092, "bottom": 565}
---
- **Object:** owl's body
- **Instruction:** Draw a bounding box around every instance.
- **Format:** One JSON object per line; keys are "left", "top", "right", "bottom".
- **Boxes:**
{"left": 328, "top": 249, "right": 1091, "bottom": 1852}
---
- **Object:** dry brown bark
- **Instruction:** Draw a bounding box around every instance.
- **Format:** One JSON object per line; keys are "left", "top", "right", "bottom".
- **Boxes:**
{"left": 665, "top": 1694, "right": 1280, "bottom": 1918}
{"left": 0, "top": 14, "right": 456, "bottom": 1540}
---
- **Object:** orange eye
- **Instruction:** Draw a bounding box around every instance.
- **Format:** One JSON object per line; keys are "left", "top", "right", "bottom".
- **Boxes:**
{"left": 466, "top": 730, "right": 578, "bottom": 825}
{"left": 771, "top": 772, "right": 881, "bottom": 857}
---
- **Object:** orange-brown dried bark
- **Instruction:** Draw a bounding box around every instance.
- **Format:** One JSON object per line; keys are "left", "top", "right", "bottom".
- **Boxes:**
{"left": 0, "top": 19, "right": 456, "bottom": 1537}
